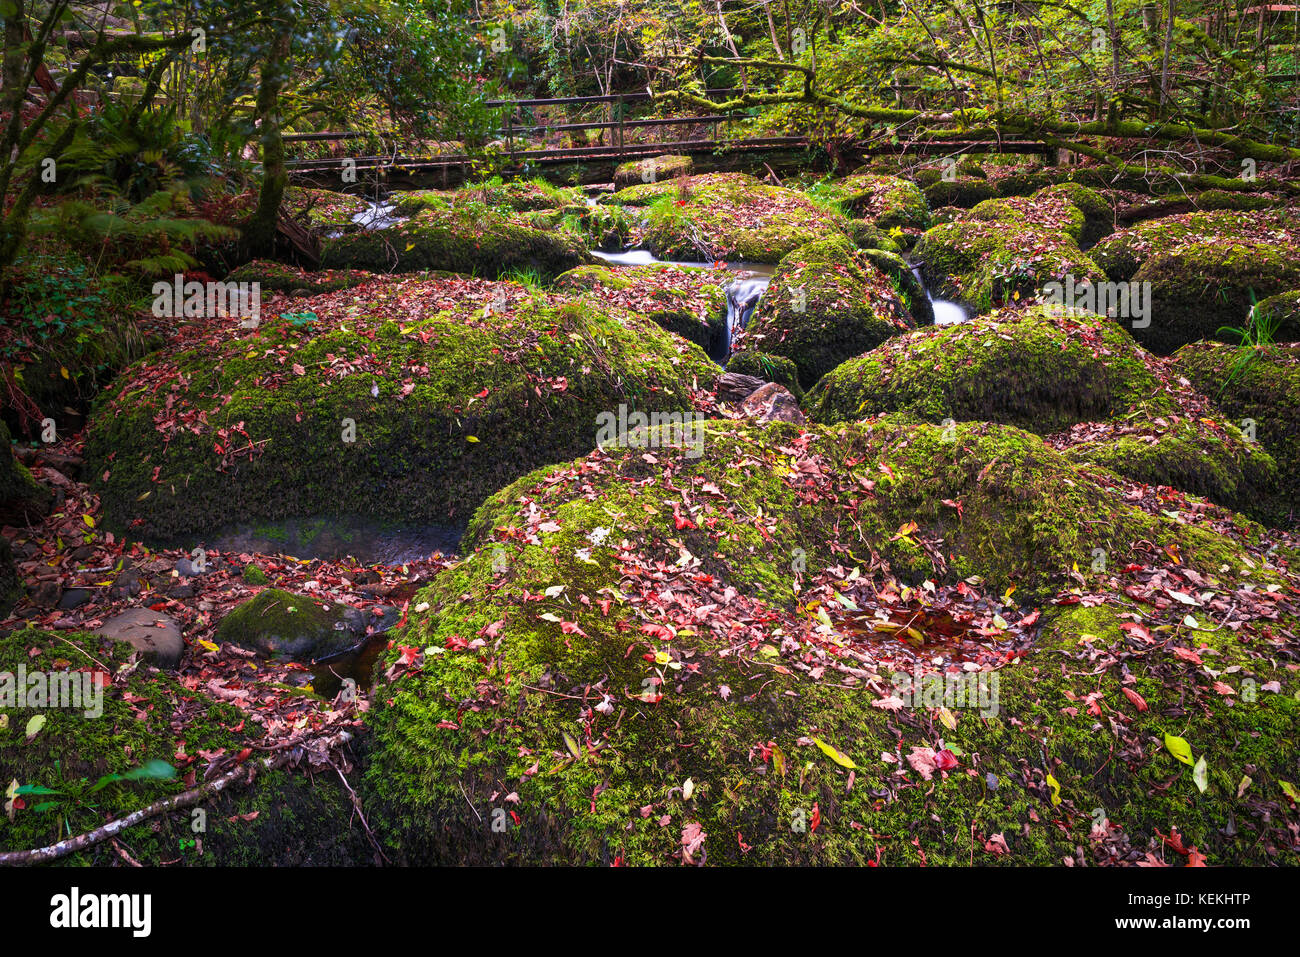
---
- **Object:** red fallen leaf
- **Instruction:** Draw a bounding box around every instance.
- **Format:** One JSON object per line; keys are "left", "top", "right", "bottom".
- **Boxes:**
{"left": 984, "top": 832, "right": 1010, "bottom": 856}
{"left": 235, "top": 747, "right": 252, "bottom": 763}
{"left": 810, "top": 802, "right": 821, "bottom": 832}
{"left": 560, "top": 620, "right": 586, "bottom": 637}
{"left": 1186, "top": 847, "right": 1208, "bottom": 867}
{"left": 396, "top": 645, "right": 420, "bottom": 666}
{"left": 1171, "top": 646, "right": 1203, "bottom": 665}
{"left": 436, "top": 720, "right": 458, "bottom": 730}
{"left": 479, "top": 619, "right": 504, "bottom": 639}
{"left": 1017, "top": 609, "right": 1041, "bottom": 627}
{"left": 149, "top": 602, "right": 168, "bottom": 612}
{"left": 1119, "top": 621, "right": 1154, "bottom": 643}
{"left": 1121, "top": 687, "right": 1148, "bottom": 712}
{"left": 934, "top": 749, "right": 959, "bottom": 771}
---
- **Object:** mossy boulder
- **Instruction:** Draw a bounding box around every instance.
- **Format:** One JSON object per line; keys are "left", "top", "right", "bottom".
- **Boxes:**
{"left": 0, "top": 421, "right": 52, "bottom": 527}
{"left": 321, "top": 206, "right": 592, "bottom": 278}
{"left": 85, "top": 282, "right": 717, "bottom": 540}
{"left": 1033, "top": 184, "right": 1113, "bottom": 247}
{"left": 1060, "top": 416, "right": 1278, "bottom": 518}
{"left": 1251, "top": 290, "right": 1300, "bottom": 341}
{"left": 0, "top": 628, "right": 368, "bottom": 864}
{"left": 214, "top": 589, "right": 357, "bottom": 662}
{"left": 1090, "top": 208, "right": 1299, "bottom": 283}
{"left": 922, "top": 177, "right": 998, "bottom": 209}
{"left": 844, "top": 219, "right": 901, "bottom": 253}
{"left": 1171, "top": 342, "right": 1300, "bottom": 527}
{"left": 829, "top": 173, "right": 931, "bottom": 231}
{"left": 1131, "top": 239, "right": 1300, "bottom": 355}
{"left": 804, "top": 307, "right": 1167, "bottom": 434}
{"left": 638, "top": 173, "right": 847, "bottom": 264}
{"left": 744, "top": 236, "right": 914, "bottom": 389}
{"left": 360, "top": 418, "right": 1294, "bottom": 865}
{"left": 0, "top": 536, "right": 18, "bottom": 619}
{"left": 225, "top": 260, "right": 373, "bottom": 294}
{"left": 613, "top": 155, "right": 692, "bottom": 189}
{"left": 553, "top": 263, "right": 727, "bottom": 352}
{"left": 912, "top": 219, "right": 1105, "bottom": 313}
{"left": 724, "top": 350, "right": 802, "bottom": 399}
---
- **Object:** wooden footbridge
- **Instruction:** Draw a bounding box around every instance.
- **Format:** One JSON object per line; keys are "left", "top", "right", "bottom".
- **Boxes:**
{"left": 285, "top": 90, "right": 1051, "bottom": 188}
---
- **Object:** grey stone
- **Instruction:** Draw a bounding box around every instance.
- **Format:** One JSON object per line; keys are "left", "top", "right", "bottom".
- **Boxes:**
{"left": 93, "top": 609, "right": 184, "bottom": 669}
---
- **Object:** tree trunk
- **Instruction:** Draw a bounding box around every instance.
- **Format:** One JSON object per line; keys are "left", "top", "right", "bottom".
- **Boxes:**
{"left": 247, "top": 24, "right": 293, "bottom": 257}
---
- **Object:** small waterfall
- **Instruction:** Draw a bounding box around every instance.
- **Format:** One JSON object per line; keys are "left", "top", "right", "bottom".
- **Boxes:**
{"left": 910, "top": 266, "right": 971, "bottom": 326}
{"left": 322, "top": 199, "right": 408, "bottom": 239}
{"left": 592, "top": 250, "right": 772, "bottom": 362}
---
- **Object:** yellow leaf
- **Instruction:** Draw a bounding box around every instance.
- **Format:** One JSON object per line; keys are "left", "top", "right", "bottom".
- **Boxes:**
{"left": 1046, "top": 772, "right": 1061, "bottom": 805}
{"left": 771, "top": 743, "right": 786, "bottom": 777}
{"left": 562, "top": 731, "right": 582, "bottom": 759}
{"left": 812, "top": 737, "right": 858, "bottom": 770}
{"left": 197, "top": 639, "right": 219, "bottom": 653}
{"left": 82, "top": 514, "right": 95, "bottom": 528}
{"left": 938, "top": 707, "right": 957, "bottom": 731}
{"left": 466, "top": 435, "right": 480, "bottom": 443}
{"left": 60, "top": 366, "right": 69, "bottom": 380}
{"left": 1163, "top": 732, "right": 1194, "bottom": 766}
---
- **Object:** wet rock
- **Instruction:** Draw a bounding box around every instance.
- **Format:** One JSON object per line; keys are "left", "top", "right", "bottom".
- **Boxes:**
{"left": 215, "top": 589, "right": 359, "bottom": 662}
{"left": 57, "top": 588, "right": 92, "bottom": 610}
{"left": 93, "top": 609, "right": 184, "bottom": 669}
{"left": 30, "top": 580, "right": 61, "bottom": 609}
{"left": 740, "top": 383, "right": 806, "bottom": 425}
{"left": 716, "top": 372, "right": 766, "bottom": 403}
{"left": 168, "top": 583, "right": 196, "bottom": 600}
{"left": 108, "top": 568, "right": 142, "bottom": 600}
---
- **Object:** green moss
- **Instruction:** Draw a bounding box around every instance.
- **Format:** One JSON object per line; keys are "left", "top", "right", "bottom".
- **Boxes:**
{"left": 284, "top": 186, "right": 371, "bottom": 228}
{"left": 912, "top": 217, "right": 1105, "bottom": 313}
{"left": 844, "top": 219, "right": 901, "bottom": 253}
{"left": 922, "top": 177, "right": 998, "bottom": 209}
{"left": 826, "top": 173, "right": 931, "bottom": 230}
{"left": 553, "top": 263, "right": 727, "bottom": 352}
{"left": 213, "top": 589, "right": 356, "bottom": 661}
{"left": 1171, "top": 342, "right": 1300, "bottom": 527}
{"left": 225, "top": 260, "right": 372, "bottom": 294}
{"left": 1132, "top": 239, "right": 1300, "bottom": 355}
{"left": 804, "top": 306, "right": 1168, "bottom": 434}
{"left": 1062, "top": 416, "right": 1279, "bottom": 518}
{"left": 745, "top": 235, "right": 914, "bottom": 389}
{"left": 242, "top": 563, "right": 269, "bottom": 585}
{"left": 613, "top": 154, "right": 692, "bottom": 189}
{"left": 1090, "top": 208, "right": 1298, "bottom": 282}
{"left": 1251, "top": 290, "right": 1300, "bottom": 341}
{"left": 638, "top": 173, "right": 848, "bottom": 264}
{"left": 85, "top": 288, "right": 717, "bottom": 541}
{"left": 321, "top": 205, "right": 591, "bottom": 278}
{"left": 0, "top": 628, "right": 367, "bottom": 864}
{"left": 359, "top": 419, "right": 1291, "bottom": 865}
{"left": 1, "top": 422, "right": 51, "bottom": 527}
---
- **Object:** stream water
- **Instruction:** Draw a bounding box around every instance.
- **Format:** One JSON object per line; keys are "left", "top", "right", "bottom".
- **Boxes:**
{"left": 263, "top": 211, "right": 967, "bottom": 564}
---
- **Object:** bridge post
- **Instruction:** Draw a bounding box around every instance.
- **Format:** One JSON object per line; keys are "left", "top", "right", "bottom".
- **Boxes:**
{"left": 617, "top": 95, "right": 624, "bottom": 152}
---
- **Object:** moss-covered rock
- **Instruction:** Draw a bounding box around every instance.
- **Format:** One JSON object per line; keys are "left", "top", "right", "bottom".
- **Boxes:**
{"left": 1090, "top": 208, "right": 1299, "bottom": 283}
{"left": 0, "top": 421, "right": 52, "bottom": 527}
{"left": 214, "top": 589, "right": 357, "bottom": 661}
{"left": 637, "top": 173, "right": 847, "bottom": 264}
{"left": 1251, "top": 290, "right": 1300, "bottom": 341}
{"left": 1033, "top": 183, "right": 1113, "bottom": 247}
{"left": 1171, "top": 342, "right": 1300, "bottom": 527}
{"left": 922, "top": 177, "right": 998, "bottom": 209}
{"left": 85, "top": 281, "right": 717, "bottom": 540}
{"left": 360, "top": 418, "right": 1295, "bottom": 865}
{"left": 613, "top": 154, "right": 692, "bottom": 190}
{"left": 804, "top": 307, "right": 1167, "bottom": 434}
{"left": 1132, "top": 239, "right": 1300, "bottom": 355}
{"left": 0, "top": 628, "right": 368, "bottom": 864}
{"left": 744, "top": 236, "right": 914, "bottom": 389}
{"left": 1060, "top": 416, "right": 1278, "bottom": 517}
{"left": 912, "top": 218, "right": 1105, "bottom": 313}
{"left": 724, "top": 350, "right": 802, "bottom": 399}
{"left": 828, "top": 173, "right": 931, "bottom": 230}
{"left": 844, "top": 219, "right": 901, "bottom": 253}
{"left": 225, "top": 260, "right": 373, "bottom": 294}
{"left": 321, "top": 205, "right": 592, "bottom": 278}
{"left": 0, "top": 536, "right": 18, "bottom": 620}
{"left": 553, "top": 263, "right": 727, "bottom": 352}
